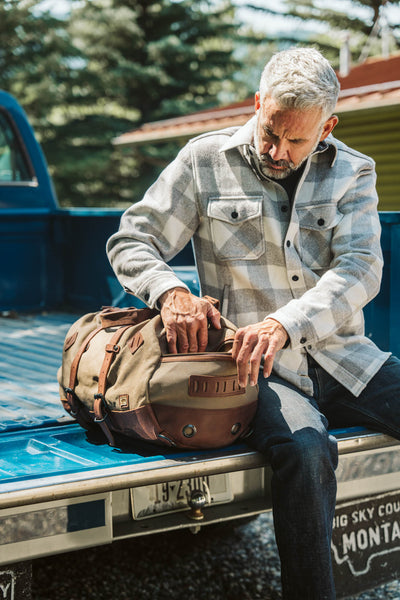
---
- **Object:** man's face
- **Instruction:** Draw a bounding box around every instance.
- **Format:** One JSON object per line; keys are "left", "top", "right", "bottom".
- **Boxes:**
{"left": 253, "top": 94, "right": 337, "bottom": 179}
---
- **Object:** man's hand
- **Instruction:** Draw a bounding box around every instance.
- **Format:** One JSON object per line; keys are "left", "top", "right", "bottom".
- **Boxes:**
{"left": 232, "top": 318, "right": 288, "bottom": 387}
{"left": 159, "top": 287, "right": 221, "bottom": 353}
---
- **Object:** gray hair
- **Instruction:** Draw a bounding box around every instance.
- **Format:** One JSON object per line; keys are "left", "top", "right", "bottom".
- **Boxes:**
{"left": 259, "top": 47, "right": 340, "bottom": 120}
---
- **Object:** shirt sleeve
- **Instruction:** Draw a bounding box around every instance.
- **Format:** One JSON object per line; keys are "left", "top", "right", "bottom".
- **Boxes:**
{"left": 268, "top": 159, "right": 383, "bottom": 350}
{"left": 107, "top": 143, "right": 199, "bottom": 307}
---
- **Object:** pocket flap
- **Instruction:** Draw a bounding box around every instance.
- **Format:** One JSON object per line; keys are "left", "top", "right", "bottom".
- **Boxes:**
{"left": 297, "top": 203, "right": 343, "bottom": 230}
{"left": 208, "top": 196, "right": 263, "bottom": 224}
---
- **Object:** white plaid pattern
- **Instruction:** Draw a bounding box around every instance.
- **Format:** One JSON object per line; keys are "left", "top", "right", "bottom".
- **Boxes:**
{"left": 107, "top": 117, "right": 390, "bottom": 397}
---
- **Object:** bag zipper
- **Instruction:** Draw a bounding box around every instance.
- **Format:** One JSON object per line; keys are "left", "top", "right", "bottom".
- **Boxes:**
{"left": 161, "top": 352, "right": 234, "bottom": 363}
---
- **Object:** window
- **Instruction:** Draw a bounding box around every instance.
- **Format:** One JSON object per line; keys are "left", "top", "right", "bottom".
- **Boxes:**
{"left": 0, "top": 110, "right": 33, "bottom": 182}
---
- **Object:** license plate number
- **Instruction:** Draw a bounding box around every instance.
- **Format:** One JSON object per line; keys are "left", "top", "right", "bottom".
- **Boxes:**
{"left": 131, "top": 474, "right": 232, "bottom": 519}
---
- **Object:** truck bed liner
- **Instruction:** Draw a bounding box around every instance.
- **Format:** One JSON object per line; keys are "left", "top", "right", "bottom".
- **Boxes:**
{"left": 1, "top": 312, "right": 76, "bottom": 432}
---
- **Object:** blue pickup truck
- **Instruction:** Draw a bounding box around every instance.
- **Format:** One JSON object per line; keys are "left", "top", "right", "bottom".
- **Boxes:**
{"left": 1, "top": 89, "right": 400, "bottom": 599}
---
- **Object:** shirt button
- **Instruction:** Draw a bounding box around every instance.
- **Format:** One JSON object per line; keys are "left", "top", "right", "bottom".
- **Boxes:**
{"left": 286, "top": 240, "right": 291, "bottom": 247}
{"left": 144, "top": 293, "right": 150, "bottom": 301}
{"left": 231, "top": 210, "right": 238, "bottom": 219}
{"left": 292, "top": 275, "right": 299, "bottom": 281}
{"left": 317, "top": 218, "right": 325, "bottom": 226}
{"left": 300, "top": 337, "right": 307, "bottom": 344}
{"left": 281, "top": 205, "right": 288, "bottom": 213}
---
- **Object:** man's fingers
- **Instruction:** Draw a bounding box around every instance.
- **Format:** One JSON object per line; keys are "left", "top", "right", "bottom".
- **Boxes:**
{"left": 249, "top": 342, "right": 265, "bottom": 386}
{"left": 197, "top": 321, "right": 209, "bottom": 352}
{"left": 160, "top": 289, "right": 222, "bottom": 353}
{"left": 207, "top": 304, "right": 221, "bottom": 330}
{"left": 235, "top": 336, "right": 256, "bottom": 388}
{"left": 232, "top": 320, "right": 288, "bottom": 387}
{"left": 165, "top": 324, "right": 178, "bottom": 354}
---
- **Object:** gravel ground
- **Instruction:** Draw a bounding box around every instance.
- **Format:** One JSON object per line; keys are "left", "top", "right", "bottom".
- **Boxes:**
{"left": 32, "top": 512, "right": 400, "bottom": 600}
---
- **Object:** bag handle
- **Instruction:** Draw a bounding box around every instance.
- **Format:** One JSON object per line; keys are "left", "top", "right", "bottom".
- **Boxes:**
{"left": 99, "top": 306, "right": 158, "bottom": 328}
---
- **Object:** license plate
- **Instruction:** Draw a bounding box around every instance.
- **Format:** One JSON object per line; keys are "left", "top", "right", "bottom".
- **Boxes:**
{"left": 131, "top": 474, "right": 232, "bottom": 519}
{"left": 332, "top": 490, "right": 400, "bottom": 597}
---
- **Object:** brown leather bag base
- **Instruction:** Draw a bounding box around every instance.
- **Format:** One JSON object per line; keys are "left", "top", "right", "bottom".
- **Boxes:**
{"left": 58, "top": 305, "right": 258, "bottom": 449}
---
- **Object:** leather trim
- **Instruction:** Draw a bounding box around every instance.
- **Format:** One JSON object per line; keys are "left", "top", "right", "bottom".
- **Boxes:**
{"left": 99, "top": 306, "right": 158, "bottom": 328}
{"left": 64, "top": 331, "right": 78, "bottom": 351}
{"left": 97, "top": 326, "right": 131, "bottom": 396}
{"left": 188, "top": 374, "right": 245, "bottom": 397}
{"left": 153, "top": 401, "right": 258, "bottom": 449}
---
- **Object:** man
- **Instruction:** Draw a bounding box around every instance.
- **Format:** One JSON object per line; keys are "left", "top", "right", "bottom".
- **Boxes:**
{"left": 107, "top": 48, "right": 400, "bottom": 599}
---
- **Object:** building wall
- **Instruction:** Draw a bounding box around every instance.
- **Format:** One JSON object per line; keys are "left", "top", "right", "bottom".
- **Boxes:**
{"left": 335, "top": 104, "right": 400, "bottom": 211}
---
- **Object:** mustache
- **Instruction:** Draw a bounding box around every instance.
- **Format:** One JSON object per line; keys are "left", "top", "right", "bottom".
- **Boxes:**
{"left": 260, "top": 154, "right": 291, "bottom": 168}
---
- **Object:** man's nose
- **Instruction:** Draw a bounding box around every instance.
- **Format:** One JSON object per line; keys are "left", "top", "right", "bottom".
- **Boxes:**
{"left": 268, "top": 141, "right": 288, "bottom": 162}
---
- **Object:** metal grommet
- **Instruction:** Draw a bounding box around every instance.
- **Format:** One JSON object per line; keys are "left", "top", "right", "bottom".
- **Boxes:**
{"left": 231, "top": 422, "right": 241, "bottom": 435}
{"left": 182, "top": 424, "right": 197, "bottom": 438}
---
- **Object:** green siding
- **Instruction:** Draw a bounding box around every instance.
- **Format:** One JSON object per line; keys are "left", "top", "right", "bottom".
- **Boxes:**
{"left": 335, "top": 104, "right": 400, "bottom": 210}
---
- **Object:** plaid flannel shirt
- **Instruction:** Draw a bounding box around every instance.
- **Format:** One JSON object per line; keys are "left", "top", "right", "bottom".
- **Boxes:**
{"left": 107, "top": 117, "right": 390, "bottom": 397}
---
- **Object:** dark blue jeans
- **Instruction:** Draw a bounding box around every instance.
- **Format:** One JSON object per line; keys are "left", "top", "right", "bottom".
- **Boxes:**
{"left": 247, "top": 355, "right": 400, "bottom": 600}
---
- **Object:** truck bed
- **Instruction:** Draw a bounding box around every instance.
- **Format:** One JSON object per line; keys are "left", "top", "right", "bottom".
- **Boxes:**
{"left": 1, "top": 311, "right": 398, "bottom": 508}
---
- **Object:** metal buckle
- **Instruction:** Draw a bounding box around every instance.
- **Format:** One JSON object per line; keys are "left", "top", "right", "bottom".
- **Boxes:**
{"left": 93, "top": 393, "right": 109, "bottom": 423}
{"left": 63, "top": 387, "right": 78, "bottom": 416}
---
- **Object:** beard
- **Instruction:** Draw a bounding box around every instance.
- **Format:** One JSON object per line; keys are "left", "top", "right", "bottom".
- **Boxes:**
{"left": 255, "top": 151, "right": 298, "bottom": 180}
{"left": 253, "top": 117, "right": 322, "bottom": 180}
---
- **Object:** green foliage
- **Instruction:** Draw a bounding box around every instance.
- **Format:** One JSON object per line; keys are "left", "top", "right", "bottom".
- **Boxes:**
{"left": 1, "top": 0, "right": 245, "bottom": 207}
{"left": 239, "top": 0, "right": 400, "bottom": 68}
{"left": 0, "top": 1, "right": 80, "bottom": 121}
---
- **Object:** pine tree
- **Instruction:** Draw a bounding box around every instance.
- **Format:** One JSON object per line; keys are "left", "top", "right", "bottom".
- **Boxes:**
{"left": 48, "top": 0, "right": 242, "bottom": 206}
{"left": 0, "top": 0, "right": 81, "bottom": 136}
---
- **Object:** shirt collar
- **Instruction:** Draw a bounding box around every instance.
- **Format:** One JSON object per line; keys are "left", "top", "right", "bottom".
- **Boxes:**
{"left": 219, "top": 115, "right": 338, "bottom": 167}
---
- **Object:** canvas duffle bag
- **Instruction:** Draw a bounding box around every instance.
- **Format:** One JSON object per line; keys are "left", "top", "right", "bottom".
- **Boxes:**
{"left": 58, "top": 302, "right": 258, "bottom": 449}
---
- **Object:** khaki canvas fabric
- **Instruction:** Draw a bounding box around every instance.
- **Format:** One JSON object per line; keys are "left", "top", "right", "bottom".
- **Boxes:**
{"left": 58, "top": 306, "right": 258, "bottom": 449}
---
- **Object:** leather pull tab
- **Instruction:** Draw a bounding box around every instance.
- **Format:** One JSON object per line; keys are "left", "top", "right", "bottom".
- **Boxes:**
{"left": 130, "top": 331, "right": 144, "bottom": 355}
{"left": 64, "top": 331, "right": 78, "bottom": 351}
{"left": 99, "top": 306, "right": 158, "bottom": 328}
{"left": 202, "top": 295, "right": 220, "bottom": 310}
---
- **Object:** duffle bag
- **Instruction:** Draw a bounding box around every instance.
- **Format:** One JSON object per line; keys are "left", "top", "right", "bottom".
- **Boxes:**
{"left": 58, "top": 303, "right": 258, "bottom": 449}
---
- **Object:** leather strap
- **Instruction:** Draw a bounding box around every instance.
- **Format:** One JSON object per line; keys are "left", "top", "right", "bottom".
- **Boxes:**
{"left": 66, "top": 325, "right": 104, "bottom": 414}
{"left": 68, "top": 326, "right": 103, "bottom": 391}
{"left": 97, "top": 325, "right": 131, "bottom": 398}
{"left": 92, "top": 325, "right": 132, "bottom": 446}
{"left": 92, "top": 395, "right": 115, "bottom": 446}
{"left": 66, "top": 322, "right": 131, "bottom": 445}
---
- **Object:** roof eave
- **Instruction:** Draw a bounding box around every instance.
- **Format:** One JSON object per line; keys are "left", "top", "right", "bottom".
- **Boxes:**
{"left": 114, "top": 80, "right": 400, "bottom": 148}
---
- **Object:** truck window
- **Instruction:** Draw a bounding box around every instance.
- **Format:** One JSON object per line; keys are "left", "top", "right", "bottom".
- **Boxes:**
{"left": 0, "top": 110, "right": 33, "bottom": 182}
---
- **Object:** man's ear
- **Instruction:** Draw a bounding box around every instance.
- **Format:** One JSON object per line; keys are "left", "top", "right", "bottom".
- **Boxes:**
{"left": 255, "top": 91, "right": 261, "bottom": 113}
{"left": 320, "top": 115, "right": 339, "bottom": 141}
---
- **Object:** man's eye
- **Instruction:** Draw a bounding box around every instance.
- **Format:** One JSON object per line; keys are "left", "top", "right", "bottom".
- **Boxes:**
{"left": 264, "top": 129, "right": 277, "bottom": 140}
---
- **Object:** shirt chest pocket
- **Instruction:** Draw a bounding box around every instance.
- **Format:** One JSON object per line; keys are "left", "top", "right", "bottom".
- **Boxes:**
{"left": 207, "top": 196, "right": 264, "bottom": 261}
{"left": 297, "top": 203, "right": 343, "bottom": 270}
